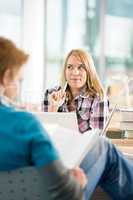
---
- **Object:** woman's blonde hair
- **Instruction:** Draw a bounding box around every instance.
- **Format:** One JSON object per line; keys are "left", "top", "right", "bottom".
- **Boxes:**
{"left": 60, "top": 49, "right": 104, "bottom": 100}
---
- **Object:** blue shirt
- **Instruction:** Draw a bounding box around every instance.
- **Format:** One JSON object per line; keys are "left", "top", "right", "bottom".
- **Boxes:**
{"left": 0, "top": 103, "right": 59, "bottom": 170}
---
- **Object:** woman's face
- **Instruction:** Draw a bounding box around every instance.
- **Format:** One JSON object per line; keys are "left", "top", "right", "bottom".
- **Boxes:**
{"left": 3, "top": 68, "right": 23, "bottom": 100}
{"left": 65, "top": 55, "right": 87, "bottom": 92}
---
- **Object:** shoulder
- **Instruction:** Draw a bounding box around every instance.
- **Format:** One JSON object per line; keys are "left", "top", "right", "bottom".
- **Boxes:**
{"left": 91, "top": 95, "right": 109, "bottom": 109}
{"left": 81, "top": 95, "right": 99, "bottom": 104}
{"left": 92, "top": 94, "right": 109, "bottom": 103}
{"left": 82, "top": 95, "right": 105, "bottom": 106}
{"left": 1, "top": 104, "right": 42, "bottom": 130}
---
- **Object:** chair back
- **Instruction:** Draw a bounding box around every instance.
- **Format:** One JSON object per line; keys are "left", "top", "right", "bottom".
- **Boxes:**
{"left": 0, "top": 166, "right": 50, "bottom": 200}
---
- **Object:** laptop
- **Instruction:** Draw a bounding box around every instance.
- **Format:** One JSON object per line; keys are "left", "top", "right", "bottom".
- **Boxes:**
{"left": 33, "top": 112, "right": 79, "bottom": 132}
{"left": 100, "top": 103, "right": 117, "bottom": 136}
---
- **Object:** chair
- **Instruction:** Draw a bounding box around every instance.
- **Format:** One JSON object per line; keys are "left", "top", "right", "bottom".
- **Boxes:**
{"left": 0, "top": 165, "right": 112, "bottom": 200}
{"left": 0, "top": 166, "right": 112, "bottom": 200}
{"left": 0, "top": 166, "right": 50, "bottom": 200}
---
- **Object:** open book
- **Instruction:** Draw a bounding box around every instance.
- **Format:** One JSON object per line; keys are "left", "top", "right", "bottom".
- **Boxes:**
{"left": 44, "top": 124, "right": 100, "bottom": 168}
{"left": 33, "top": 112, "right": 79, "bottom": 131}
{"left": 34, "top": 108, "right": 117, "bottom": 168}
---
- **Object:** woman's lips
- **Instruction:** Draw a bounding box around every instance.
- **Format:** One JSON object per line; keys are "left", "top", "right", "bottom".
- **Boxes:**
{"left": 70, "top": 78, "right": 81, "bottom": 81}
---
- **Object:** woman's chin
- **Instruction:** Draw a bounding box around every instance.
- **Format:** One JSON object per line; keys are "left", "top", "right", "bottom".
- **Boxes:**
{"left": 70, "top": 84, "right": 83, "bottom": 90}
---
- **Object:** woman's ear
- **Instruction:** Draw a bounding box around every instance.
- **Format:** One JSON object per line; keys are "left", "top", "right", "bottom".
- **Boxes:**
{"left": 2, "top": 69, "right": 12, "bottom": 87}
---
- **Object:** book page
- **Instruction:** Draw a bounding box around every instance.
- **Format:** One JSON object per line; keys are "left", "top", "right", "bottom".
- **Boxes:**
{"left": 43, "top": 124, "right": 100, "bottom": 168}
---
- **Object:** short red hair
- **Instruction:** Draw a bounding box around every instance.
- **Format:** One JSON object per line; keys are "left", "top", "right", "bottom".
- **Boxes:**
{"left": 0, "top": 37, "right": 28, "bottom": 82}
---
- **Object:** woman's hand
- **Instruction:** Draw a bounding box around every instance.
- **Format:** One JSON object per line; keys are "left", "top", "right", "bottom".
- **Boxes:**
{"left": 70, "top": 167, "right": 87, "bottom": 189}
{"left": 48, "top": 89, "right": 66, "bottom": 112}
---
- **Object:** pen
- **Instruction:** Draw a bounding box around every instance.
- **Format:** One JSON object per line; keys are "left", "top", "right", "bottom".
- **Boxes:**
{"left": 57, "top": 82, "right": 67, "bottom": 107}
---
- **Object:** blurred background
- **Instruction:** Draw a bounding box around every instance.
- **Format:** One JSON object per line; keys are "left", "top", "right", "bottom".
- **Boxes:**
{"left": 0, "top": 0, "right": 133, "bottom": 108}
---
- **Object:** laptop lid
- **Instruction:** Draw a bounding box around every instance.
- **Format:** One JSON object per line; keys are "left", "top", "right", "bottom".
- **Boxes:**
{"left": 100, "top": 103, "right": 117, "bottom": 136}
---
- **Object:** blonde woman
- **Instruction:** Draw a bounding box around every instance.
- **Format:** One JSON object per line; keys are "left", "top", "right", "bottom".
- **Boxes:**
{"left": 43, "top": 49, "right": 109, "bottom": 133}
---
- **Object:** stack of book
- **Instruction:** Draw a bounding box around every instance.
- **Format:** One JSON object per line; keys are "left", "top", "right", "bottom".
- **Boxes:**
{"left": 120, "top": 108, "right": 133, "bottom": 138}
{"left": 109, "top": 110, "right": 121, "bottom": 130}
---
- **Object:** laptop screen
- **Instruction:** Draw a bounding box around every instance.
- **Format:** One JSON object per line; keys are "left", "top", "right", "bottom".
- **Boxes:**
{"left": 100, "top": 103, "right": 117, "bottom": 136}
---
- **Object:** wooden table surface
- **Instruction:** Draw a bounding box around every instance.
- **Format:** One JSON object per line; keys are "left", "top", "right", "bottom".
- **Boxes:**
{"left": 111, "top": 139, "right": 133, "bottom": 146}
{"left": 111, "top": 139, "right": 133, "bottom": 156}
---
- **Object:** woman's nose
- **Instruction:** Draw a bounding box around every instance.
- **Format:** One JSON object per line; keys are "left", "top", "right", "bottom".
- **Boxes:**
{"left": 72, "top": 68, "right": 79, "bottom": 75}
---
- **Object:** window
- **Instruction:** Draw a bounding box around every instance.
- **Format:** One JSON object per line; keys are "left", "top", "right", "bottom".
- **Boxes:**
{"left": 0, "top": 0, "right": 22, "bottom": 45}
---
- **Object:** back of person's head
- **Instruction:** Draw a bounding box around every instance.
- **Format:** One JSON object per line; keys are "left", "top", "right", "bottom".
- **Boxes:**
{"left": 0, "top": 37, "right": 28, "bottom": 83}
{"left": 60, "top": 49, "right": 104, "bottom": 99}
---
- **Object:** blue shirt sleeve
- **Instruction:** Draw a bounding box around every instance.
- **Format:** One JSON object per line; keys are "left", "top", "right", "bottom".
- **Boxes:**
{"left": 19, "top": 112, "right": 59, "bottom": 167}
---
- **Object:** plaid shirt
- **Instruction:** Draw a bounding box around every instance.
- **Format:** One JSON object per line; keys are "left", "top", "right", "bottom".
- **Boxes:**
{"left": 43, "top": 86, "right": 109, "bottom": 133}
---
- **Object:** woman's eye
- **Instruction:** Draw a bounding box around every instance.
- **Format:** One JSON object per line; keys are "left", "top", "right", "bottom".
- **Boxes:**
{"left": 78, "top": 64, "right": 85, "bottom": 70}
{"left": 67, "top": 65, "right": 73, "bottom": 69}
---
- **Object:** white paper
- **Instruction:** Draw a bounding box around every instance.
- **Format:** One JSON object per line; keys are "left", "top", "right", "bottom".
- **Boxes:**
{"left": 43, "top": 124, "right": 99, "bottom": 168}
